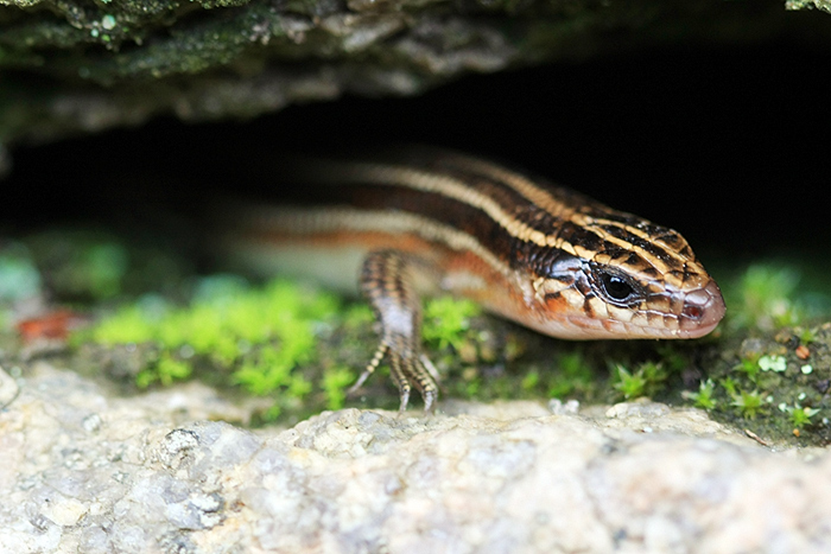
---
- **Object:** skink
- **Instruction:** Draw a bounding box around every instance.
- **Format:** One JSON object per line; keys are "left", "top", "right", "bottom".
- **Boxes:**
{"left": 220, "top": 147, "right": 726, "bottom": 411}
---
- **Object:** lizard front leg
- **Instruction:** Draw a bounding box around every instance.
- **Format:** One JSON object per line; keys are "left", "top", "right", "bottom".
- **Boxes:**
{"left": 350, "top": 249, "right": 442, "bottom": 412}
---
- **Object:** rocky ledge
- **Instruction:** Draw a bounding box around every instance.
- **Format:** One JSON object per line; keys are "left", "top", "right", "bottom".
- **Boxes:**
{"left": 1, "top": 362, "right": 828, "bottom": 553}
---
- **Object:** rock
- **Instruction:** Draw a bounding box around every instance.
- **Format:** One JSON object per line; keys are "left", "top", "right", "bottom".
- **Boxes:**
{"left": 1, "top": 362, "right": 830, "bottom": 552}
{"left": 1, "top": 0, "right": 829, "bottom": 146}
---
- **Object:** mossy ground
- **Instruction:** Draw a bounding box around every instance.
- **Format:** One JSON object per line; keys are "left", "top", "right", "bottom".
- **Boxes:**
{"left": 1, "top": 228, "right": 830, "bottom": 443}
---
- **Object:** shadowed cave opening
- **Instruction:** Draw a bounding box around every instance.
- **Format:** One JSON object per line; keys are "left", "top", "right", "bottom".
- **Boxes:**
{"left": 4, "top": 43, "right": 829, "bottom": 262}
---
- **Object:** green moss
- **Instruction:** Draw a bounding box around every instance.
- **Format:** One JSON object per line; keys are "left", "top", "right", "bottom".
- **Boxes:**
{"left": 782, "top": 403, "right": 821, "bottom": 429}
{"left": 422, "top": 296, "right": 481, "bottom": 352}
{"left": 136, "top": 352, "right": 192, "bottom": 388}
{"left": 729, "top": 387, "right": 765, "bottom": 419}
{"left": 81, "top": 276, "right": 340, "bottom": 410}
{"left": 679, "top": 326, "right": 831, "bottom": 443}
{"left": 799, "top": 327, "right": 817, "bottom": 344}
{"left": 322, "top": 366, "right": 355, "bottom": 410}
{"left": 735, "top": 352, "right": 762, "bottom": 382}
{"left": 90, "top": 304, "right": 158, "bottom": 344}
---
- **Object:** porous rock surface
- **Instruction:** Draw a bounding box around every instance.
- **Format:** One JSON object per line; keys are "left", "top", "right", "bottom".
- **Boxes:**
{"left": 1, "top": 362, "right": 830, "bottom": 553}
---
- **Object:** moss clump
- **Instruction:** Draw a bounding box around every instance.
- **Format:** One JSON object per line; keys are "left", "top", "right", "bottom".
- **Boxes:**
{"left": 723, "top": 379, "right": 765, "bottom": 419}
{"left": 78, "top": 275, "right": 340, "bottom": 419}
{"left": 321, "top": 366, "right": 355, "bottom": 411}
{"left": 422, "top": 296, "right": 481, "bottom": 352}
{"left": 137, "top": 351, "right": 192, "bottom": 388}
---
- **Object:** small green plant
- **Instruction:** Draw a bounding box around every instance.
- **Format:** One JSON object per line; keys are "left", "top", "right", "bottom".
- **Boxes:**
{"left": 736, "top": 353, "right": 761, "bottom": 382}
{"left": 684, "top": 378, "right": 716, "bottom": 410}
{"left": 730, "top": 388, "right": 765, "bottom": 419}
{"left": 639, "top": 361, "right": 668, "bottom": 396}
{"left": 720, "top": 377, "right": 738, "bottom": 397}
{"left": 612, "top": 361, "right": 668, "bottom": 400}
{"left": 613, "top": 364, "right": 647, "bottom": 399}
{"left": 798, "top": 327, "right": 817, "bottom": 345}
{"left": 785, "top": 404, "right": 821, "bottom": 429}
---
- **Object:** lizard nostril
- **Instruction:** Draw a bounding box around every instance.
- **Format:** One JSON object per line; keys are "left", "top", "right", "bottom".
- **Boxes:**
{"left": 682, "top": 303, "right": 704, "bottom": 320}
{"left": 681, "top": 280, "right": 726, "bottom": 326}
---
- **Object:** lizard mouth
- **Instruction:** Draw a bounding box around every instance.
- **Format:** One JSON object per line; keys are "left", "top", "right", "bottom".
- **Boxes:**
{"left": 674, "top": 279, "right": 726, "bottom": 339}
{"left": 526, "top": 279, "right": 726, "bottom": 340}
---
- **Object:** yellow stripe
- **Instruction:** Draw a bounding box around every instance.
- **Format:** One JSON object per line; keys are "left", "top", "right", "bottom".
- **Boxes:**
{"left": 246, "top": 206, "right": 514, "bottom": 280}
{"left": 319, "top": 162, "right": 582, "bottom": 259}
{"left": 308, "top": 158, "right": 706, "bottom": 278}
{"left": 450, "top": 154, "right": 697, "bottom": 271}
{"left": 573, "top": 215, "right": 695, "bottom": 269}
{"left": 446, "top": 155, "right": 575, "bottom": 219}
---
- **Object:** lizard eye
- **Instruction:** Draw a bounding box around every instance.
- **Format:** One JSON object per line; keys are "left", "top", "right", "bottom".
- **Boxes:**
{"left": 590, "top": 265, "right": 644, "bottom": 306}
{"left": 602, "top": 274, "right": 634, "bottom": 301}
